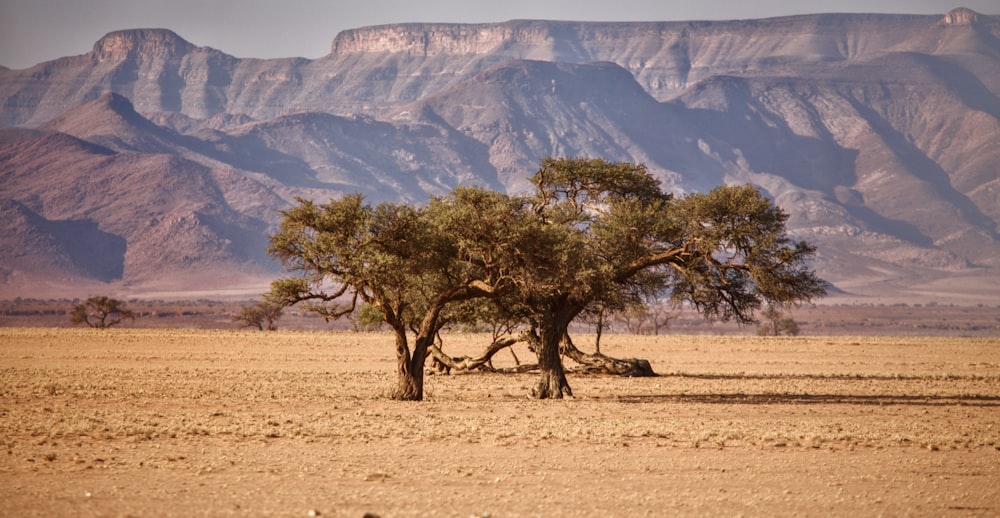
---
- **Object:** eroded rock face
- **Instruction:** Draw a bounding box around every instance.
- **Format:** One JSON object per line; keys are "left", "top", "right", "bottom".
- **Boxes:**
{"left": 92, "top": 29, "right": 196, "bottom": 60}
{"left": 331, "top": 22, "right": 556, "bottom": 56}
{"left": 941, "top": 7, "right": 980, "bottom": 26}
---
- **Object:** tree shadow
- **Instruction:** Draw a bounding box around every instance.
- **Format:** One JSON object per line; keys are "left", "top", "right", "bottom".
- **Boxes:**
{"left": 612, "top": 372, "right": 1000, "bottom": 406}
{"left": 614, "top": 393, "right": 1000, "bottom": 407}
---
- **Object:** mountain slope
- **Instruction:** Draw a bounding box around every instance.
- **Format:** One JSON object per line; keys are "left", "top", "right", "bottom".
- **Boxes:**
{"left": 0, "top": 129, "right": 283, "bottom": 294}
{"left": 222, "top": 111, "right": 500, "bottom": 203}
{"left": 397, "top": 59, "right": 727, "bottom": 193}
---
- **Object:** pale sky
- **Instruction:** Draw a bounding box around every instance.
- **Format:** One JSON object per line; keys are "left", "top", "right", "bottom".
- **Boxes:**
{"left": 1, "top": 0, "right": 996, "bottom": 69}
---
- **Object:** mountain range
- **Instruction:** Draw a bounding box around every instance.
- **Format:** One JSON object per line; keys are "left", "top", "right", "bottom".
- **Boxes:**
{"left": 1, "top": 8, "right": 998, "bottom": 304}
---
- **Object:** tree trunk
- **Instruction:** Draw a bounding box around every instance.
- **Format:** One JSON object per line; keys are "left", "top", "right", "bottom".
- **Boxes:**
{"left": 532, "top": 319, "right": 572, "bottom": 399}
{"left": 389, "top": 327, "right": 425, "bottom": 401}
{"left": 392, "top": 361, "right": 423, "bottom": 400}
{"left": 594, "top": 311, "right": 604, "bottom": 355}
{"left": 388, "top": 279, "right": 493, "bottom": 400}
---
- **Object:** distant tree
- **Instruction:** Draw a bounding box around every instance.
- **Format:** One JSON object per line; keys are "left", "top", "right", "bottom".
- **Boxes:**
{"left": 70, "top": 296, "right": 134, "bottom": 329}
{"left": 757, "top": 305, "right": 801, "bottom": 336}
{"left": 617, "top": 303, "right": 651, "bottom": 335}
{"left": 233, "top": 298, "right": 283, "bottom": 331}
{"left": 611, "top": 300, "right": 676, "bottom": 335}
{"left": 647, "top": 301, "right": 678, "bottom": 336}
{"left": 781, "top": 318, "right": 800, "bottom": 336}
{"left": 580, "top": 303, "right": 612, "bottom": 354}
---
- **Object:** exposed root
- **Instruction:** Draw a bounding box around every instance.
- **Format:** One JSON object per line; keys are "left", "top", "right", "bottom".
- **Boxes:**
{"left": 428, "top": 336, "right": 519, "bottom": 374}
{"left": 431, "top": 331, "right": 656, "bottom": 378}
{"left": 559, "top": 334, "right": 656, "bottom": 377}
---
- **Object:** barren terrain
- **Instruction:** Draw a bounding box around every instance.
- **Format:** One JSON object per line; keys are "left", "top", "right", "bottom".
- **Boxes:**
{"left": 1, "top": 329, "right": 998, "bottom": 516}
{"left": 3, "top": 298, "right": 1000, "bottom": 336}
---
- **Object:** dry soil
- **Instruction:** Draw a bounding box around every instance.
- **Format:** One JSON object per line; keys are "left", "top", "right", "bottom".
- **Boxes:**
{"left": 1, "top": 329, "right": 998, "bottom": 516}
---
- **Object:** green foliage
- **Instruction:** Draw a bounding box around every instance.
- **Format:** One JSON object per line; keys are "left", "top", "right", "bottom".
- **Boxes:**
{"left": 267, "top": 192, "right": 502, "bottom": 399}
{"left": 352, "top": 302, "right": 386, "bottom": 331}
{"left": 531, "top": 157, "right": 668, "bottom": 210}
{"left": 267, "top": 193, "right": 499, "bottom": 332}
{"left": 267, "top": 195, "right": 403, "bottom": 325}
{"left": 522, "top": 158, "right": 827, "bottom": 324}
{"left": 70, "top": 296, "right": 134, "bottom": 329}
{"left": 666, "top": 184, "right": 828, "bottom": 323}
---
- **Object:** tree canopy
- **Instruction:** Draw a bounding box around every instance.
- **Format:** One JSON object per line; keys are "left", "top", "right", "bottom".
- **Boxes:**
{"left": 268, "top": 157, "right": 828, "bottom": 400}
{"left": 267, "top": 193, "right": 509, "bottom": 400}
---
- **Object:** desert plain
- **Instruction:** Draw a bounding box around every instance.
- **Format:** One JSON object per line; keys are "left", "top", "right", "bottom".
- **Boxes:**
{"left": 1, "top": 328, "right": 998, "bottom": 517}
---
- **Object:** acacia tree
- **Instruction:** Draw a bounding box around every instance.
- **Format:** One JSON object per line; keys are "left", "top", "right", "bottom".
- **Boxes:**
{"left": 70, "top": 296, "right": 135, "bottom": 328}
{"left": 616, "top": 303, "right": 651, "bottom": 335}
{"left": 267, "top": 194, "right": 499, "bottom": 400}
{"left": 492, "top": 158, "right": 674, "bottom": 396}
{"left": 499, "top": 157, "right": 827, "bottom": 398}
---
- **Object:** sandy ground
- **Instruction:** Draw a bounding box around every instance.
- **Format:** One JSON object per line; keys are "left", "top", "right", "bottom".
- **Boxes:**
{"left": 1, "top": 328, "right": 999, "bottom": 517}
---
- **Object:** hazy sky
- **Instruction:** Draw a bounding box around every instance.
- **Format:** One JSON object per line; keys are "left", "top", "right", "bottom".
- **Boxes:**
{"left": 2, "top": 0, "right": 996, "bottom": 69}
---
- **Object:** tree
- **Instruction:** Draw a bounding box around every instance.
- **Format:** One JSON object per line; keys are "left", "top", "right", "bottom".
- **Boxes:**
{"left": 605, "top": 299, "right": 675, "bottom": 335}
{"left": 499, "top": 158, "right": 827, "bottom": 398}
{"left": 616, "top": 303, "right": 650, "bottom": 335}
{"left": 646, "top": 300, "right": 678, "bottom": 335}
{"left": 70, "top": 296, "right": 135, "bottom": 329}
{"left": 448, "top": 157, "right": 678, "bottom": 397}
{"left": 664, "top": 184, "right": 828, "bottom": 321}
{"left": 757, "top": 305, "right": 801, "bottom": 336}
{"left": 267, "top": 194, "right": 499, "bottom": 400}
{"left": 233, "top": 298, "right": 283, "bottom": 331}
{"left": 266, "top": 158, "right": 827, "bottom": 401}
{"left": 580, "top": 302, "right": 612, "bottom": 353}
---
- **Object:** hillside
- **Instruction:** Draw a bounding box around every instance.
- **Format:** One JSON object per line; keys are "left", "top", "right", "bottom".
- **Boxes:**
{"left": 0, "top": 9, "right": 998, "bottom": 303}
{"left": 0, "top": 127, "right": 282, "bottom": 295}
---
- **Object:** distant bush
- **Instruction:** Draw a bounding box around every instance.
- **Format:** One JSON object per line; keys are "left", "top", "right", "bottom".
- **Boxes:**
{"left": 70, "top": 296, "right": 135, "bottom": 329}
{"left": 757, "top": 306, "right": 801, "bottom": 336}
{"left": 232, "top": 299, "right": 283, "bottom": 331}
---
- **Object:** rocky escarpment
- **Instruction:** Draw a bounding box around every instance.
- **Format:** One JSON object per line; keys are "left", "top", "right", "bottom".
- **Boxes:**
{"left": 330, "top": 21, "right": 557, "bottom": 56}
{"left": 941, "top": 7, "right": 982, "bottom": 25}
{"left": 92, "top": 28, "right": 196, "bottom": 60}
{"left": 5, "top": 11, "right": 998, "bottom": 126}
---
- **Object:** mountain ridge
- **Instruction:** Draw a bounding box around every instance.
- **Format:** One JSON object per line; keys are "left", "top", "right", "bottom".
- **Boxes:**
{"left": 5, "top": 10, "right": 997, "bottom": 126}
{"left": 1, "top": 10, "right": 998, "bottom": 303}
